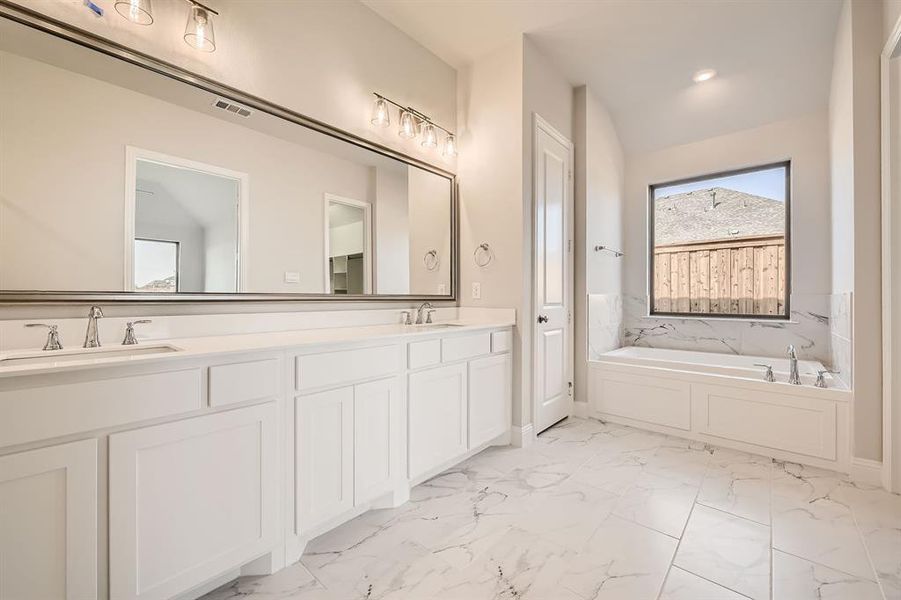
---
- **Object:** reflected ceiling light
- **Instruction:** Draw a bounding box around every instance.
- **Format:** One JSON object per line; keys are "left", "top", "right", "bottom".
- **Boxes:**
{"left": 371, "top": 92, "right": 457, "bottom": 156}
{"left": 115, "top": 0, "right": 154, "bottom": 25}
{"left": 692, "top": 68, "right": 717, "bottom": 83}
{"left": 421, "top": 122, "right": 438, "bottom": 148}
{"left": 184, "top": 0, "right": 218, "bottom": 52}
{"left": 443, "top": 134, "right": 457, "bottom": 157}
{"left": 398, "top": 110, "right": 417, "bottom": 139}
{"left": 371, "top": 96, "right": 391, "bottom": 127}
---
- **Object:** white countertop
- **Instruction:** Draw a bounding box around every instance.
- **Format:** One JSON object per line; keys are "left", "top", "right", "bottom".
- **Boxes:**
{"left": 0, "top": 318, "right": 515, "bottom": 378}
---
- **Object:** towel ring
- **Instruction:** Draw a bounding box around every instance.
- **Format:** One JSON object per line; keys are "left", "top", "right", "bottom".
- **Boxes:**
{"left": 473, "top": 242, "right": 493, "bottom": 268}
{"left": 423, "top": 249, "right": 440, "bottom": 271}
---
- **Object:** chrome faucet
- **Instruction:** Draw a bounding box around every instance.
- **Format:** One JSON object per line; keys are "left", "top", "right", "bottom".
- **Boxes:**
{"left": 416, "top": 302, "right": 434, "bottom": 324}
{"left": 83, "top": 305, "right": 104, "bottom": 348}
{"left": 25, "top": 323, "right": 63, "bottom": 350}
{"left": 122, "top": 319, "right": 152, "bottom": 345}
{"left": 787, "top": 345, "right": 801, "bottom": 385}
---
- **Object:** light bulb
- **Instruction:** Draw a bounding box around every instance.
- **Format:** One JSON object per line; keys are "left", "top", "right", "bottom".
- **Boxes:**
{"left": 115, "top": 0, "right": 153, "bottom": 25}
{"left": 442, "top": 134, "right": 457, "bottom": 157}
{"left": 692, "top": 68, "right": 717, "bottom": 83}
{"left": 371, "top": 97, "right": 390, "bottom": 127}
{"left": 421, "top": 122, "right": 438, "bottom": 148}
{"left": 399, "top": 110, "right": 416, "bottom": 139}
{"left": 184, "top": 4, "right": 216, "bottom": 52}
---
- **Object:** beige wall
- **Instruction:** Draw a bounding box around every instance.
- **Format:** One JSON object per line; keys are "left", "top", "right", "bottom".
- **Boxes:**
{"left": 7, "top": 0, "right": 456, "bottom": 174}
{"left": 573, "top": 86, "right": 624, "bottom": 404}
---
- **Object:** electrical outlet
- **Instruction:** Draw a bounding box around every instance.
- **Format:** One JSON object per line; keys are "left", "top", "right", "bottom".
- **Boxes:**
{"left": 471, "top": 282, "right": 481, "bottom": 299}
{"left": 284, "top": 271, "right": 300, "bottom": 284}
{"left": 438, "top": 283, "right": 447, "bottom": 295}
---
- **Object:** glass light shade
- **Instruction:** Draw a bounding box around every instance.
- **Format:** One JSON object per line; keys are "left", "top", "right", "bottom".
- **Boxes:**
{"left": 421, "top": 122, "right": 438, "bottom": 148}
{"left": 442, "top": 134, "right": 457, "bottom": 157}
{"left": 371, "top": 97, "right": 390, "bottom": 127}
{"left": 398, "top": 110, "right": 416, "bottom": 139}
{"left": 115, "top": 0, "right": 153, "bottom": 25}
{"left": 184, "top": 5, "right": 216, "bottom": 52}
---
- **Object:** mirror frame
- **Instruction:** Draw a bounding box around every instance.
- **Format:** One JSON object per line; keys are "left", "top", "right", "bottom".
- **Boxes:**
{"left": 0, "top": 1, "right": 457, "bottom": 304}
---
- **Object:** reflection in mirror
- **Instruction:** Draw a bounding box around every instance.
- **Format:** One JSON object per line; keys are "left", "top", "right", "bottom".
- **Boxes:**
{"left": 0, "top": 16, "right": 453, "bottom": 299}
{"left": 131, "top": 154, "right": 243, "bottom": 293}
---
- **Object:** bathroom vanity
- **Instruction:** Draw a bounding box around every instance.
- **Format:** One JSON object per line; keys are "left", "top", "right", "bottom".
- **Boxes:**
{"left": 0, "top": 318, "right": 513, "bottom": 600}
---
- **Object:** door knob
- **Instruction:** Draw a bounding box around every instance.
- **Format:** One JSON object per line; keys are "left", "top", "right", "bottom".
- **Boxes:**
{"left": 537, "top": 314, "right": 549, "bottom": 324}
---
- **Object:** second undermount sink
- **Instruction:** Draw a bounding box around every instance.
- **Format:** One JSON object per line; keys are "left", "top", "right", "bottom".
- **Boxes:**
{"left": 0, "top": 344, "right": 181, "bottom": 367}
{"left": 410, "top": 323, "right": 465, "bottom": 330}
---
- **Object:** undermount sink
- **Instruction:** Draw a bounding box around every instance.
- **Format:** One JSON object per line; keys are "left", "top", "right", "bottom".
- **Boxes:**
{"left": 411, "top": 323, "right": 465, "bottom": 329}
{"left": 0, "top": 344, "right": 181, "bottom": 367}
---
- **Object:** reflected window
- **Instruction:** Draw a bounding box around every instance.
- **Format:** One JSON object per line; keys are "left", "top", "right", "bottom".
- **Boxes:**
{"left": 649, "top": 162, "right": 790, "bottom": 318}
{"left": 134, "top": 239, "right": 178, "bottom": 292}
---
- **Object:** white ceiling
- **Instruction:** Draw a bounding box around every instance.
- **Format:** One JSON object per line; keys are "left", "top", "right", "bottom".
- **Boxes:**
{"left": 363, "top": 0, "right": 843, "bottom": 153}
{"left": 137, "top": 160, "right": 238, "bottom": 228}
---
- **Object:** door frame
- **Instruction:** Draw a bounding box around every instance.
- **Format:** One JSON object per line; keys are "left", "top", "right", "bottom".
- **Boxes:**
{"left": 124, "top": 146, "right": 250, "bottom": 292}
{"left": 881, "top": 13, "right": 901, "bottom": 492}
{"left": 531, "top": 113, "right": 575, "bottom": 435}
{"left": 322, "top": 193, "right": 373, "bottom": 294}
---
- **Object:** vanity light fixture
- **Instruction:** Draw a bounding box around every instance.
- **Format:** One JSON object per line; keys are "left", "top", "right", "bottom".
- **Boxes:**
{"left": 371, "top": 96, "right": 391, "bottom": 127}
{"left": 183, "top": 0, "right": 218, "bottom": 53}
{"left": 692, "top": 68, "right": 717, "bottom": 83}
{"left": 114, "top": 0, "right": 153, "bottom": 25}
{"left": 371, "top": 92, "right": 458, "bottom": 156}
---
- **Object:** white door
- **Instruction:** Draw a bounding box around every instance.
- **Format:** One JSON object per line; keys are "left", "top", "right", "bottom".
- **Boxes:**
{"left": 0, "top": 439, "right": 97, "bottom": 600}
{"left": 109, "top": 404, "right": 278, "bottom": 600}
{"left": 408, "top": 363, "right": 467, "bottom": 480}
{"left": 297, "top": 386, "right": 354, "bottom": 534}
{"left": 533, "top": 115, "right": 574, "bottom": 434}
{"left": 353, "top": 377, "right": 402, "bottom": 504}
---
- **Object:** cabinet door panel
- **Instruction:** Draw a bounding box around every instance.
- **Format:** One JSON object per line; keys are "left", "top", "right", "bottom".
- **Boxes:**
{"left": 408, "top": 363, "right": 467, "bottom": 480}
{"left": 354, "top": 377, "right": 401, "bottom": 505}
{"left": 109, "top": 404, "right": 278, "bottom": 600}
{"left": 469, "top": 354, "right": 511, "bottom": 448}
{"left": 0, "top": 439, "right": 97, "bottom": 600}
{"left": 297, "top": 387, "right": 354, "bottom": 535}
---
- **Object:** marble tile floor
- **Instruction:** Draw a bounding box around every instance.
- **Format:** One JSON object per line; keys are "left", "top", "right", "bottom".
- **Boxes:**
{"left": 203, "top": 417, "right": 900, "bottom": 600}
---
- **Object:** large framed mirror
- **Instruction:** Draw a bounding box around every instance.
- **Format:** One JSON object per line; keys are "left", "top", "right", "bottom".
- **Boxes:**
{"left": 0, "top": 5, "right": 455, "bottom": 302}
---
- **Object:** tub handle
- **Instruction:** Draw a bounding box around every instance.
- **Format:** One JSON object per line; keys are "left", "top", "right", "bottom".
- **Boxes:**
{"left": 815, "top": 369, "right": 839, "bottom": 388}
{"left": 753, "top": 363, "right": 775, "bottom": 383}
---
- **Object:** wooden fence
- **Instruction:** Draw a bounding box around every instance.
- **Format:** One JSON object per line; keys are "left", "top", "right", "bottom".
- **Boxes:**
{"left": 653, "top": 235, "right": 786, "bottom": 316}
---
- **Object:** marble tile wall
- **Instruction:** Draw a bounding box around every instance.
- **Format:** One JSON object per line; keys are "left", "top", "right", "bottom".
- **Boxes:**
{"left": 829, "top": 292, "right": 853, "bottom": 388}
{"left": 589, "top": 293, "right": 835, "bottom": 364}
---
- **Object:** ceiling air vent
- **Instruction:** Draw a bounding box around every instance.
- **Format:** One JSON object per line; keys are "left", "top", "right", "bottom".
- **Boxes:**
{"left": 212, "top": 98, "right": 252, "bottom": 118}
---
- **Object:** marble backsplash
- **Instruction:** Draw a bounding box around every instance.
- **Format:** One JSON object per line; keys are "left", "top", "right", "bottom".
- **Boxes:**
{"left": 587, "top": 294, "right": 623, "bottom": 359}
{"left": 829, "top": 292, "right": 853, "bottom": 387}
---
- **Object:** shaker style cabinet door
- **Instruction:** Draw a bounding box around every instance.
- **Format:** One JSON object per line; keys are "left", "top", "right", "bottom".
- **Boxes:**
{"left": 296, "top": 386, "right": 354, "bottom": 535}
{"left": 0, "top": 439, "right": 97, "bottom": 600}
{"left": 408, "top": 363, "right": 467, "bottom": 480}
{"left": 353, "top": 377, "right": 402, "bottom": 505}
{"left": 468, "top": 354, "right": 512, "bottom": 449}
{"left": 109, "top": 403, "right": 278, "bottom": 600}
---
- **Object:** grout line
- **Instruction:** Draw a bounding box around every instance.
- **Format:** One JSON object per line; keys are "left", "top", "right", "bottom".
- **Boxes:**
{"left": 771, "top": 548, "right": 882, "bottom": 585}
{"left": 673, "top": 565, "right": 755, "bottom": 600}
{"left": 654, "top": 458, "right": 706, "bottom": 600}
{"left": 840, "top": 488, "right": 890, "bottom": 599}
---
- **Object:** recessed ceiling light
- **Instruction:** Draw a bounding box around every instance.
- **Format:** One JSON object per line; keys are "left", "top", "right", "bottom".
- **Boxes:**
{"left": 693, "top": 69, "right": 717, "bottom": 83}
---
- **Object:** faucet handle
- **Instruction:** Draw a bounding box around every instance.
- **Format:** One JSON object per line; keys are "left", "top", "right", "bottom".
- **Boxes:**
{"left": 122, "top": 319, "right": 152, "bottom": 345}
{"left": 753, "top": 363, "right": 775, "bottom": 382}
{"left": 815, "top": 369, "right": 839, "bottom": 388}
{"left": 25, "top": 323, "right": 63, "bottom": 351}
{"left": 426, "top": 309, "right": 436, "bottom": 324}
{"left": 400, "top": 311, "right": 412, "bottom": 326}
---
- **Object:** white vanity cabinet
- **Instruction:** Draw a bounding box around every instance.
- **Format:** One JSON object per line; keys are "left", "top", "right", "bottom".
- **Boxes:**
{"left": 408, "top": 363, "right": 468, "bottom": 480}
{"left": 0, "top": 439, "right": 98, "bottom": 600}
{"left": 468, "top": 354, "right": 513, "bottom": 449}
{"left": 296, "top": 376, "right": 403, "bottom": 536}
{"left": 109, "top": 402, "right": 279, "bottom": 600}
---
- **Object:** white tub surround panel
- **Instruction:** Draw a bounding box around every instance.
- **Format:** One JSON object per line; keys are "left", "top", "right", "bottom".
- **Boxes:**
{"left": 590, "top": 347, "right": 852, "bottom": 473}
{"left": 622, "top": 293, "right": 833, "bottom": 364}
{"left": 830, "top": 292, "right": 853, "bottom": 387}
{"left": 0, "top": 311, "right": 514, "bottom": 600}
{"left": 587, "top": 293, "right": 623, "bottom": 360}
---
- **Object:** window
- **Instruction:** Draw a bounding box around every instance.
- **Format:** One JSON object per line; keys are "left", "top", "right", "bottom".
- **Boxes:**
{"left": 134, "top": 239, "right": 179, "bottom": 292}
{"left": 649, "top": 161, "right": 790, "bottom": 318}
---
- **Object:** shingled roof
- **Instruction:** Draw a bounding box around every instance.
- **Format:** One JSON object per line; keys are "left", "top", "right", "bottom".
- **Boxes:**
{"left": 654, "top": 187, "right": 785, "bottom": 246}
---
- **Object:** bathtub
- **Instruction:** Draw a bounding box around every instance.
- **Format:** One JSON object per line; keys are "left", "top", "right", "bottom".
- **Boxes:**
{"left": 588, "top": 346, "right": 852, "bottom": 472}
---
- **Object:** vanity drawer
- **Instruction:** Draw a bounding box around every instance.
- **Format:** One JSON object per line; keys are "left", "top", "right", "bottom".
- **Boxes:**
{"left": 408, "top": 340, "right": 441, "bottom": 370}
{"left": 209, "top": 359, "right": 280, "bottom": 407}
{"left": 296, "top": 345, "right": 401, "bottom": 391}
{"left": 0, "top": 368, "right": 203, "bottom": 448}
{"left": 442, "top": 333, "right": 491, "bottom": 363}
{"left": 491, "top": 330, "right": 512, "bottom": 354}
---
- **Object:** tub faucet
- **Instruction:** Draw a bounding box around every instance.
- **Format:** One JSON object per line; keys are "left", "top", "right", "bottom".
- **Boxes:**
{"left": 83, "top": 305, "right": 104, "bottom": 348}
{"left": 787, "top": 345, "right": 801, "bottom": 385}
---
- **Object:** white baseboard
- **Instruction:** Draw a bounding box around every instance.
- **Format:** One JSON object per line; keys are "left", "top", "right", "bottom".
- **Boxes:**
{"left": 849, "top": 457, "right": 884, "bottom": 487}
{"left": 572, "top": 401, "right": 589, "bottom": 419}
{"left": 511, "top": 423, "right": 534, "bottom": 448}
